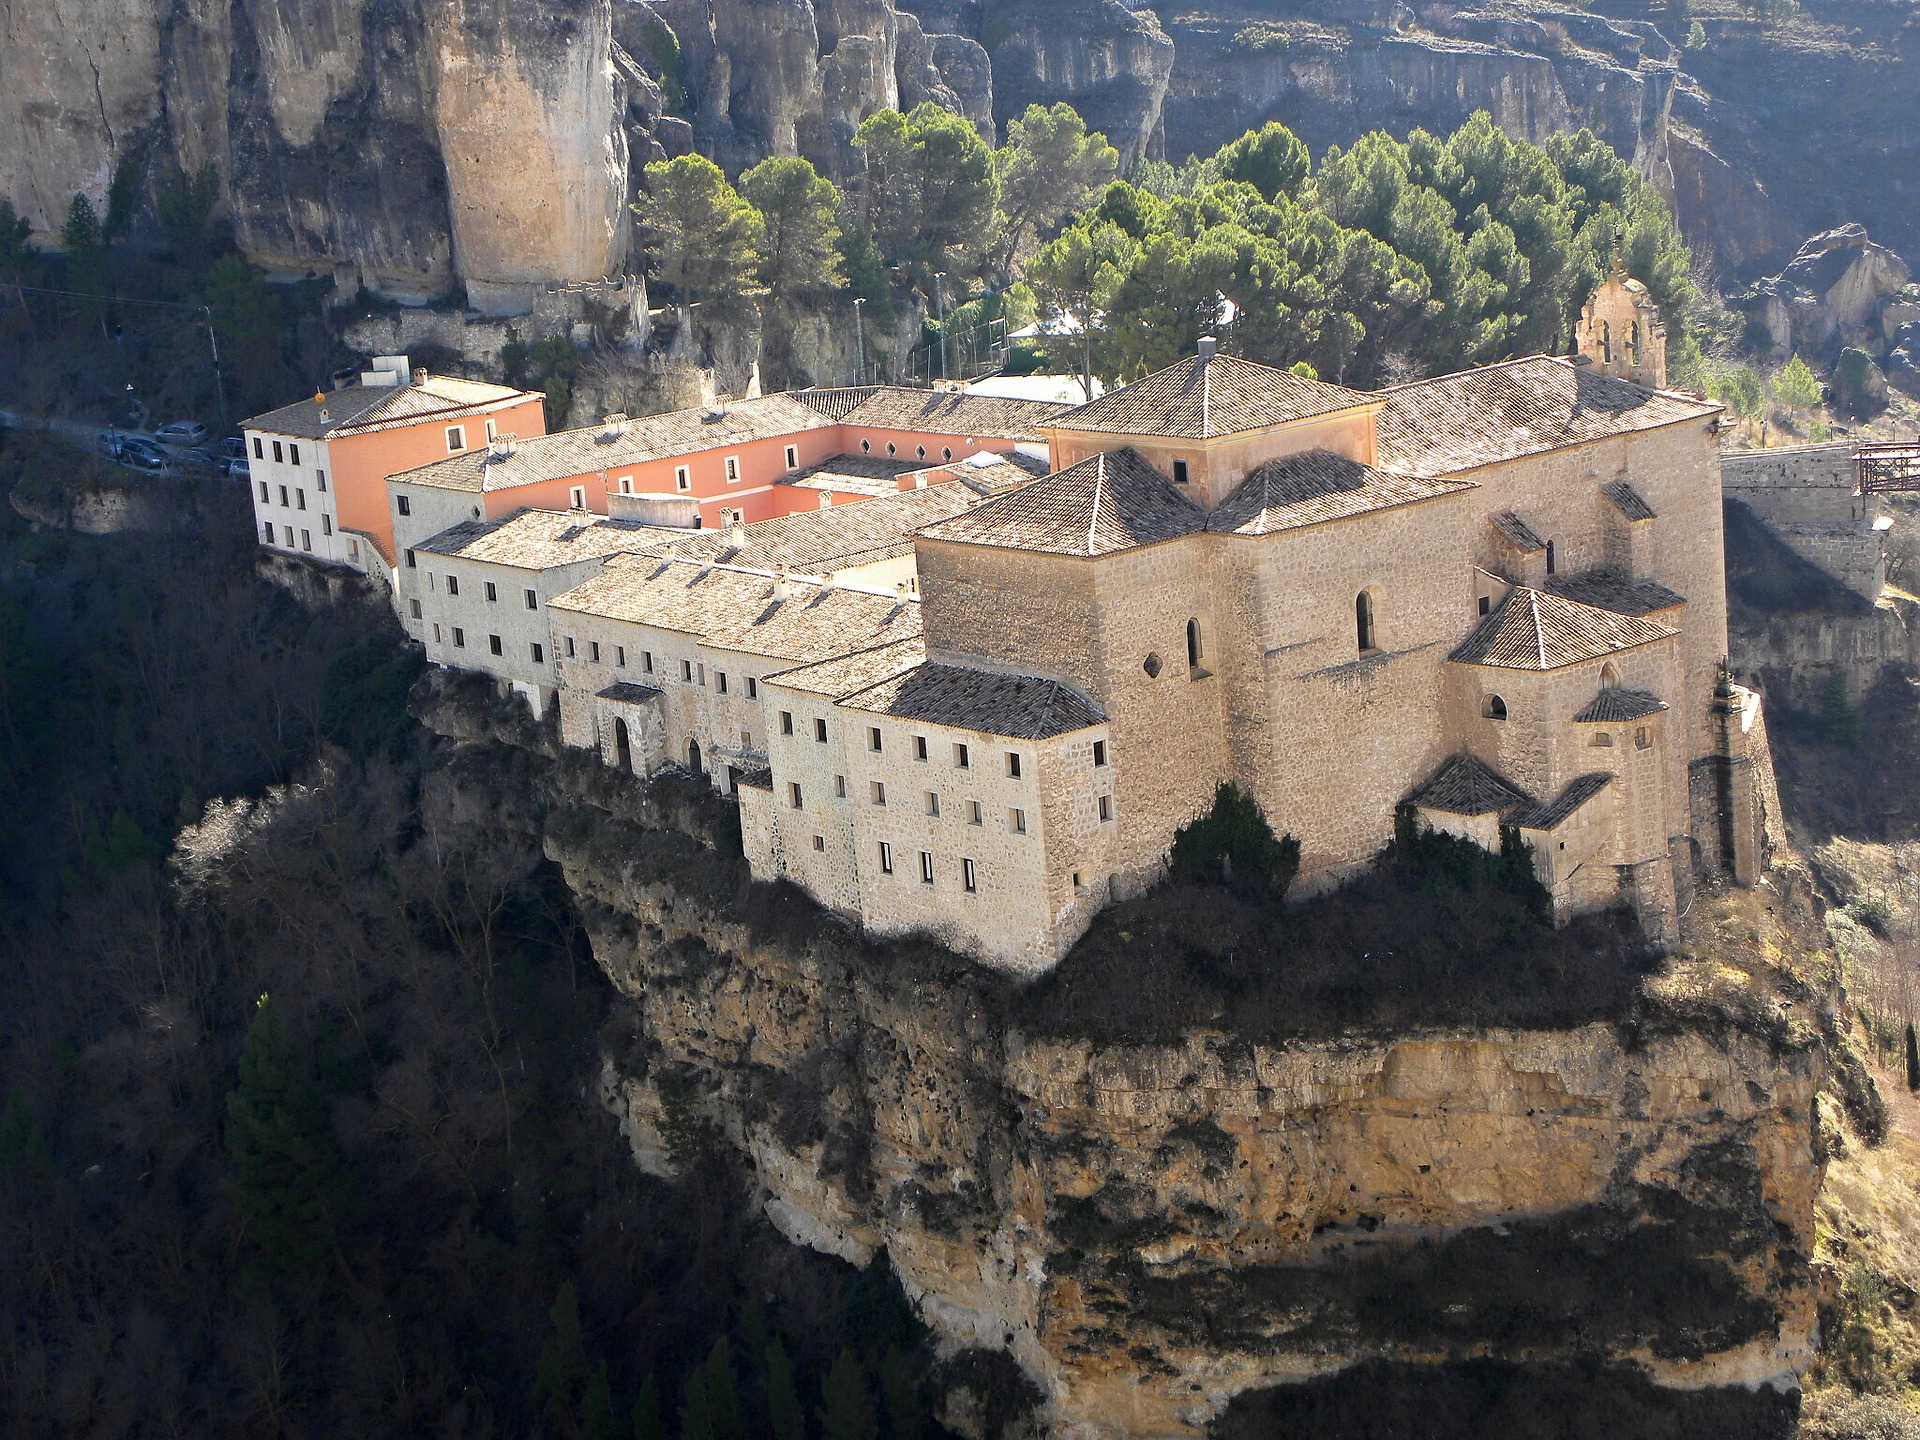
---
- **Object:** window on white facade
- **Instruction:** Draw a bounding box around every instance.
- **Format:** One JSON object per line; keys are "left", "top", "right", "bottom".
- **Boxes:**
{"left": 813, "top": 717, "right": 827, "bottom": 743}
{"left": 406, "top": 550, "right": 417, "bottom": 568}
{"left": 868, "top": 727, "right": 883, "bottom": 752}
{"left": 925, "top": 792, "right": 940, "bottom": 817}
{"left": 871, "top": 782, "right": 886, "bottom": 806}
{"left": 485, "top": 581, "right": 497, "bottom": 602}
{"left": 789, "top": 782, "right": 803, "bottom": 809}
{"left": 446, "top": 575, "right": 459, "bottom": 596}
{"left": 1098, "top": 795, "right": 1112, "bottom": 822}
{"left": 617, "top": 646, "right": 626, "bottom": 668}
{"left": 781, "top": 711, "right": 794, "bottom": 735}
{"left": 252, "top": 436, "right": 263, "bottom": 459}
{"left": 532, "top": 642, "right": 544, "bottom": 664}
{"left": 296, "top": 489, "right": 305, "bottom": 510}
{"left": 1006, "top": 752, "right": 1022, "bottom": 779}
{"left": 589, "top": 641, "right": 600, "bottom": 663}
{"left": 812, "top": 835, "right": 826, "bottom": 852}
{"left": 452, "top": 627, "right": 465, "bottom": 648}
{"left": 446, "top": 426, "right": 465, "bottom": 452}
{"left": 1093, "top": 740, "right": 1107, "bottom": 766}
{"left": 289, "top": 444, "right": 300, "bottom": 466}
{"left": 913, "top": 736, "right": 928, "bottom": 761}
{"left": 409, "top": 599, "right": 422, "bottom": 619}
{"left": 257, "top": 481, "right": 268, "bottom": 503}
{"left": 525, "top": 589, "right": 538, "bottom": 610}
{"left": 261, "top": 521, "right": 274, "bottom": 543}
{"left": 316, "top": 469, "right": 326, "bottom": 492}
{"left": 835, "top": 775, "right": 847, "bottom": 798}
{"left": 322, "top": 515, "right": 332, "bottom": 536}
{"left": 433, "top": 624, "right": 442, "bottom": 642}
{"left": 300, "top": 529, "right": 311, "bottom": 551}
{"left": 963, "top": 858, "right": 977, "bottom": 893}
{"left": 283, "top": 526, "right": 293, "bottom": 546}
{"left": 746, "top": 678, "right": 757, "bottom": 699}
{"left": 1010, "top": 808, "right": 1026, "bottom": 834}
{"left": 489, "top": 635, "right": 502, "bottom": 656}
{"left": 967, "top": 800, "right": 982, "bottom": 825}
{"left": 565, "top": 637, "right": 576, "bottom": 658}
{"left": 397, "top": 495, "right": 411, "bottom": 516}
{"left": 643, "top": 651, "right": 654, "bottom": 673}
{"left": 717, "top": 672, "right": 728, "bottom": 694}
{"left": 273, "top": 441, "right": 283, "bottom": 463}
{"left": 279, "top": 485, "right": 289, "bottom": 507}
{"left": 955, "top": 743, "right": 970, "bottom": 768}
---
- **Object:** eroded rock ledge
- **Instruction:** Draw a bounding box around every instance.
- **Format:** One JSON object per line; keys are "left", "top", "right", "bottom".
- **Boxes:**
{"left": 420, "top": 672, "right": 1827, "bottom": 1438}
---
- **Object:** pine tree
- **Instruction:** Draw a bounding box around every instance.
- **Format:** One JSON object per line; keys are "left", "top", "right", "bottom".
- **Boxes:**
{"left": 585, "top": 1362, "right": 624, "bottom": 1440}
{"left": 817, "top": 1351, "right": 877, "bottom": 1440}
{"left": 632, "top": 1375, "right": 669, "bottom": 1440}
{"left": 765, "top": 1339, "right": 806, "bottom": 1440}
{"left": 632, "top": 156, "right": 764, "bottom": 322}
{"left": 681, "top": 1337, "right": 743, "bottom": 1440}
{"left": 223, "top": 994, "right": 352, "bottom": 1278}
{"left": 536, "top": 1282, "right": 590, "bottom": 1421}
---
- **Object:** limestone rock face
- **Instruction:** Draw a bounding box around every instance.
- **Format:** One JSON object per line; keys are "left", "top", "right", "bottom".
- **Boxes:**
{"left": 1748, "top": 225, "right": 1914, "bottom": 362}
{"left": 527, "top": 793, "right": 1826, "bottom": 1438}
{"left": 979, "top": 0, "right": 1173, "bottom": 161}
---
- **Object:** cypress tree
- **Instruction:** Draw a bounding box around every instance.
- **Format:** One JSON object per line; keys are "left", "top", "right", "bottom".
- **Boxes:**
{"left": 817, "top": 1351, "right": 878, "bottom": 1440}
{"left": 585, "top": 1361, "right": 624, "bottom": 1440}
{"left": 536, "top": 1282, "right": 590, "bottom": 1420}
{"left": 765, "top": 1339, "right": 806, "bottom": 1440}
{"left": 632, "top": 1375, "right": 669, "bottom": 1440}
{"left": 1904, "top": 1022, "right": 1917, "bottom": 1092}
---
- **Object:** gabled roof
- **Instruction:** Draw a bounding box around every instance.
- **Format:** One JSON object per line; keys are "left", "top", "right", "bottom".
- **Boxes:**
{"left": 915, "top": 449, "right": 1204, "bottom": 557}
{"left": 244, "top": 375, "right": 533, "bottom": 441}
{"left": 1450, "top": 587, "right": 1677, "bottom": 670}
{"left": 1573, "top": 688, "right": 1668, "bottom": 723}
{"left": 1206, "top": 450, "right": 1474, "bottom": 535}
{"left": 765, "top": 638, "right": 928, "bottom": 698}
{"left": 1408, "top": 753, "right": 1535, "bottom": 817}
{"left": 830, "top": 387, "right": 1069, "bottom": 442}
{"left": 414, "top": 508, "right": 655, "bottom": 570}
{"left": 1513, "top": 772, "right": 1616, "bottom": 831}
{"left": 1547, "top": 570, "right": 1688, "bottom": 617}
{"left": 1376, "top": 355, "right": 1718, "bottom": 474}
{"left": 1047, "top": 353, "right": 1371, "bottom": 439}
{"left": 392, "top": 394, "right": 835, "bottom": 493}
{"left": 836, "top": 663, "right": 1105, "bottom": 740}
{"left": 1602, "top": 480, "right": 1656, "bottom": 521}
{"left": 1491, "top": 510, "right": 1547, "bottom": 552}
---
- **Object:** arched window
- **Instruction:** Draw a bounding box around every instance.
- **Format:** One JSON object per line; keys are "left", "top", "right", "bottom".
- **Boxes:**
{"left": 1628, "top": 320, "right": 1641, "bottom": 363}
{"left": 1483, "top": 695, "right": 1508, "bottom": 721}
{"left": 1544, "top": 540, "right": 1557, "bottom": 576}
{"left": 1186, "top": 619, "right": 1208, "bottom": 678}
{"left": 1600, "top": 663, "right": 1620, "bottom": 690}
{"left": 688, "top": 738, "right": 704, "bottom": 774}
{"left": 614, "top": 717, "right": 632, "bottom": 774}
{"left": 1601, "top": 320, "right": 1612, "bottom": 364}
{"left": 1355, "top": 591, "right": 1377, "bottom": 653}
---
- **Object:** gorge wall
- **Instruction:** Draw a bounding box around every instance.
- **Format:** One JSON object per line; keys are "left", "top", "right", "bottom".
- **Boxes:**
{"left": 418, "top": 673, "right": 1830, "bottom": 1438}
{"left": 6, "top": 0, "right": 1913, "bottom": 307}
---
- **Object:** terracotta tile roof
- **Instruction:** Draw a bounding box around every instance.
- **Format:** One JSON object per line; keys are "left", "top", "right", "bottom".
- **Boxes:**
{"left": 1408, "top": 753, "right": 1535, "bottom": 817}
{"left": 414, "top": 509, "right": 656, "bottom": 569}
{"left": 1207, "top": 450, "right": 1474, "bottom": 535}
{"left": 598, "top": 681, "right": 664, "bottom": 704}
{"left": 733, "top": 767, "right": 775, "bottom": 791}
{"left": 549, "top": 556, "right": 920, "bottom": 664}
{"left": 765, "top": 638, "right": 928, "bottom": 697}
{"left": 636, "top": 484, "right": 994, "bottom": 575}
{"left": 1573, "top": 688, "right": 1668, "bottom": 723}
{"left": 776, "top": 454, "right": 922, "bottom": 495}
{"left": 836, "top": 663, "right": 1105, "bottom": 739}
{"left": 1547, "top": 570, "right": 1688, "bottom": 616}
{"left": 1491, "top": 510, "right": 1547, "bottom": 552}
{"left": 1048, "top": 353, "right": 1370, "bottom": 439}
{"left": 916, "top": 449, "right": 1204, "bottom": 557}
{"left": 1602, "top": 480, "right": 1656, "bottom": 521}
{"left": 831, "top": 387, "right": 1069, "bottom": 441}
{"left": 1513, "top": 772, "right": 1615, "bottom": 831}
{"left": 244, "top": 376, "right": 533, "bottom": 441}
{"left": 1376, "top": 356, "right": 1718, "bottom": 474}
{"left": 790, "top": 387, "right": 878, "bottom": 421}
{"left": 1450, "top": 587, "right": 1677, "bottom": 670}
{"left": 392, "top": 394, "right": 835, "bottom": 492}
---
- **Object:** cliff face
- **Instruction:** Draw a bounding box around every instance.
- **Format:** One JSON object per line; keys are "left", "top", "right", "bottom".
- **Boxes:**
{"left": 409, "top": 677, "right": 1828, "bottom": 1439}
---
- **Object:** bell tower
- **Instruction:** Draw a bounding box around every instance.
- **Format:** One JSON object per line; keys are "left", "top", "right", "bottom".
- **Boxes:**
{"left": 1577, "top": 251, "right": 1668, "bottom": 390}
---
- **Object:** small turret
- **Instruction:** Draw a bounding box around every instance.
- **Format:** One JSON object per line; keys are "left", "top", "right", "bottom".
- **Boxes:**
{"left": 1576, "top": 250, "right": 1667, "bottom": 390}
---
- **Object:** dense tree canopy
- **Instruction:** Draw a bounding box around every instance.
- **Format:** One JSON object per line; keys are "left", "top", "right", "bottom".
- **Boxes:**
{"left": 633, "top": 156, "right": 765, "bottom": 316}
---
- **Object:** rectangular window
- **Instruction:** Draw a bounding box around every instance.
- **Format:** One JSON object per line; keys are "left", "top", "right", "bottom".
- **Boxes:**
{"left": 784, "top": 445, "right": 798, "bottom": 470}
{"left": 252, "top": 436, "right": 263, "bottom": 459}
{"left": 724, "top": 456, "right": 740, "bottom": 483}
{"left": 446, "top": 426, "right": 465, "bottom": 452}
{"left": 1479, "top": 594, "right": 1492, "bottom": 616}
{"left": 531, "top": 642, "right": 544, "bottom": 664}
{"left": 565, "top": 637, "right": 576, "bottom": 658}
{"left": 321, "top": 515, "right": 332, "bottom": 536}
{"left": 485, "top": 418, "right": 497, "bottom": 442}
{"left": 675, "top": 465, "right": 690, "bottom": 492}
{"left": 698, "top": 663, "right": 707, "bottom": 686}
{"left": 1172, "top": 459, "right": 1190, "bottom": 485}
{"left": 919, "top": 851, "right": 934, "bottom": 886}
{"left": 746, "top": 678, "right": 758, "bottom": 699}
{"left": 485, "top": 581, "right": 497, "bottom": 602}
{"left": 913, "top": 736, "right": 928, "bottom": 761}
{"left": 397, "top": 494, "right": 411, "bottom": 516}
{"left": 489, "top": 634, "right": 503, "bottom": 656}
{"left": 963, "top": 858, "right": 977, "bottom": 893}
{"left": 406, "top": 549, "right": 417, "bottom": 568}
{"left": 617, "top": 646, "right": 626, "bottom": 668}
{"left": 588, "top": 641, "right": 600, "bottom": 663}
{"left": 279, "top": 485, "right": 289, "bottom": 507}
{"left": 834, "top": 775, "right": 847, "bottom": 798}
{"left": 1098, "top": 795, "right": 1112, "bottom": 822}
{"left": 433, "top": 624, "right": 442, "bottom": 643}
{"left": 296, "top": 489, "right": 306, "bottom": 510}
{"left": 1093, "top": 740, "right": 1107, "bottom": 767}
{"left": 868, "top": 727, "right": 883, "bottom": 752}
{"left": 525, "top": 588, "right": 538, "bottom": 610}
{"left": 812, "top": 835, "right": 826, "bottom": 852}
{"left": 446, "top": 575, "right": 458, "bottom": 596}
{"left": 257, "top": 480, "right": 268, "bottom": 503}
{"left": 570, "top": 485, "right": 586, "bottom": 510}
{"left": 871, "top": 781, "right": 886, "bottom": 806}
{"left": 643, "top": 651, "right": 654, "bottom": 673}
{"left": 967, "top": 800, "right": 982, "bottom": 826}
{"left": 409, "top": 598, "right": 422, "bottom": 619}
{"left": 316, "top": 469, "right": 326, "bottom": 492}
{"left": 300, "top": 529, "right": 311, "bottom": 551}
{"left": 1010, "top": 807, "right": 1026, "bottom": 834}
{"left": 813, "top": 717, "right": 827, "bottom": 743}
{"left": 618, "top": 476, "right": 633, "bottom": 495}
{"left": 879, "top": 842, "right": 893, "bottom": 875}
{"left": 789, "top": 782, "right": 803, "bottom": 809}
{"left": 1007, "top": 752, "right": 1022, "bottom": 779}
{"left": 717, "top": 672, "right": 728, "bottom": 695}
{"left": 273, "top": 441, "right": 283, "bottom": 464}
{"left": 925, "top": 792, "right": 940, "bottom": 817}
{"left": 261, "top": 521, "right": 274, "bottom": 543}
{"left": 955, "top": 743, "right": 970, "bottom": 769}
{"left": 452, "top": 627, "right": 465, "bottom": 648}
{"left": 780, "top": 711, "right": 794, "bottom": 736}
{"left": 682, "top": 660, "right": 693, "bottom": 682}
{"left": 289, "top": 443, "right": 300, "bottom": 467}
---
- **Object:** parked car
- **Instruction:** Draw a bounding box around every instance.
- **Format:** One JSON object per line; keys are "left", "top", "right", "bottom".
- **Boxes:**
{"left": 96, "top": 430, "right": 128, "bottom": 460}
{"left": 176, "top": 447, "right": 223, "bottom": 472}
{"left": 118, "top": 439, "right": 170, "bottom": 472}
{"left": 152, "top": 421, "right": 209, "bottom": 448}
{"left": 220, "top": 435, "right": 246, "bottom": 461}
{"left": 226, "top": 455, "right": 252, "bottom": 481}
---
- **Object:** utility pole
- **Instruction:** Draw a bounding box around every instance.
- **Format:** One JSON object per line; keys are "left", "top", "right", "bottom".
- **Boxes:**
{"left": 933, "top": 271, "right": 948, "bottom": 383}
{"left": 853, "top": 296, "right": 866, "bottom": 384}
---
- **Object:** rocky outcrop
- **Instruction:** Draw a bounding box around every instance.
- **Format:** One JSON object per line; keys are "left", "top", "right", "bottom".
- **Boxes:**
{"left": 1747, "top": 225, "right": 1914, "bottom": 362}
{"left": 977, "top": 0, "right": 1172, "bottom": 161}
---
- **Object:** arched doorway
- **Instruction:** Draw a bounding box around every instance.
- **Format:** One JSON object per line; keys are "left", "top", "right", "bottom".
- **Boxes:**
{"left": 687, "top": 738, "right": 703, "bottom": 775}
{"left": 614, "top": 717, "right": 632, "bottom": 774}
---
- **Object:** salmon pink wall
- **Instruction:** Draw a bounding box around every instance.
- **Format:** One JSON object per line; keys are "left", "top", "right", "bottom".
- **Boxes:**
{"left": 335, "top": 396, "right": 547, "bottom": 549}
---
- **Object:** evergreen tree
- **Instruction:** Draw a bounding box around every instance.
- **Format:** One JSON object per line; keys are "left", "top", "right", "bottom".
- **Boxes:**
{"left": 0, "top": 200, "right": 32, "bottom": 282}
{"left": 681, "top": 1336, "right": 745, "bottom": 1440}
{"left": 740, "top": 156, "right": 844, "bottom": 302}
{"left": 223, "top": 994, "right": 353, "bottom": 1279}
{"left": 632, "top": 1375, "right": 669, "bottom": 1440}
{"left": 584, "top": 1361, "right": 624, "bottom": 1440}
{"left": 877, "top": 1348, "right": 924, "bottom": 1440}
{"left": 765, "top": 1338, "right": 806, "bottom": 1440}
{"left": 1210, "top": 121, "right": 1311, "bottom": 204}
{"left": 1905, "top": 1022, "right": 1918, "bottom": 1093}
{"left": 991, "top": 103, "right": 1119, "bottom": 278}
{"left": 1776, "top": 352, "right": 1822, "bottom": 412}
{"left": 60, "top": 193, "right": 102, "bottom": 255}
{"left": 1025, "top": 220, "right": 1133, "bottom": 399}
{"left": 816, "top": 1351, "right": 877, "bottom": 1440}
{"left": 632, "top": 156, "right": 764, "bottom": 321}
{"left": 855, "top": 103, "right": 996, "bottom": 277}
{"left": 536, "top": 1281, "right": 590, "bottom": 1420}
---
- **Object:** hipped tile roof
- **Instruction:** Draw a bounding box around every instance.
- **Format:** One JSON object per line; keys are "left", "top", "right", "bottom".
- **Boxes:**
{"left": 1376, "top": 356, "right": 1717, "bottom": 474}
{"left": 1547, "top": 570, "right": 1688, "bottom": 617}
{"left": 765, "top": 638, "right": 928, "bottom": 697}
{"left": 837, "top": 663, "right": 1106, "bottom": 739}
{"left": 414, "top": 509, "right": 656, "bottom": 569}
{"left": 1572, "top": 688, "right": 1668, "bottom": 723}
{"left": 637, "top": 483, "right": 990, "bottom": 575}
{"left": 916, "top": 449, "right": 1204, "bottom": 557}
{"left": 1048, "top": 353, "right": 1371, "bottom": 439}
{"left": 1513, "top": 772, "right": 1616, "bottom": 831}
{"left": 1450, "top": 587, "right": 1677, "bottom": 670}
{"left": 830, "top": 387, "right": 1069, "bottom": 442}
{"left": 1207, "top": 450, "right": 1474, "bottom": 535}
{"left": 244, "top": 375, "right": 532, "bottom": 441}
{"left": 1491, "top": 510, "right": 1547, "bottom": 552}
{"left": 1408, "top": 753, "right": 1535, "bottom": 817}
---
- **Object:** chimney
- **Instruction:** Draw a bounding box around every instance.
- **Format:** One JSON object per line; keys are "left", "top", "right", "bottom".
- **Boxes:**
{"left": 596, "top": 413, "right": 627, "bottom": 444}
{"left": 488, "top": 432, "right": 516, "bottom": 459}
{"left": 411, "top": 367, "right": 428, "bottom": 385}
{"left": 727, "top": 515, "right": 747, "bottom": 548}
{"left": 896, "top": 579, "right": 914, "bottom": 601}
{"left": 1197, "top": 336, "right": 1218, "bottom": 362}
{"left": 772, "top": 569, "right": 792, "bottom": 601}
